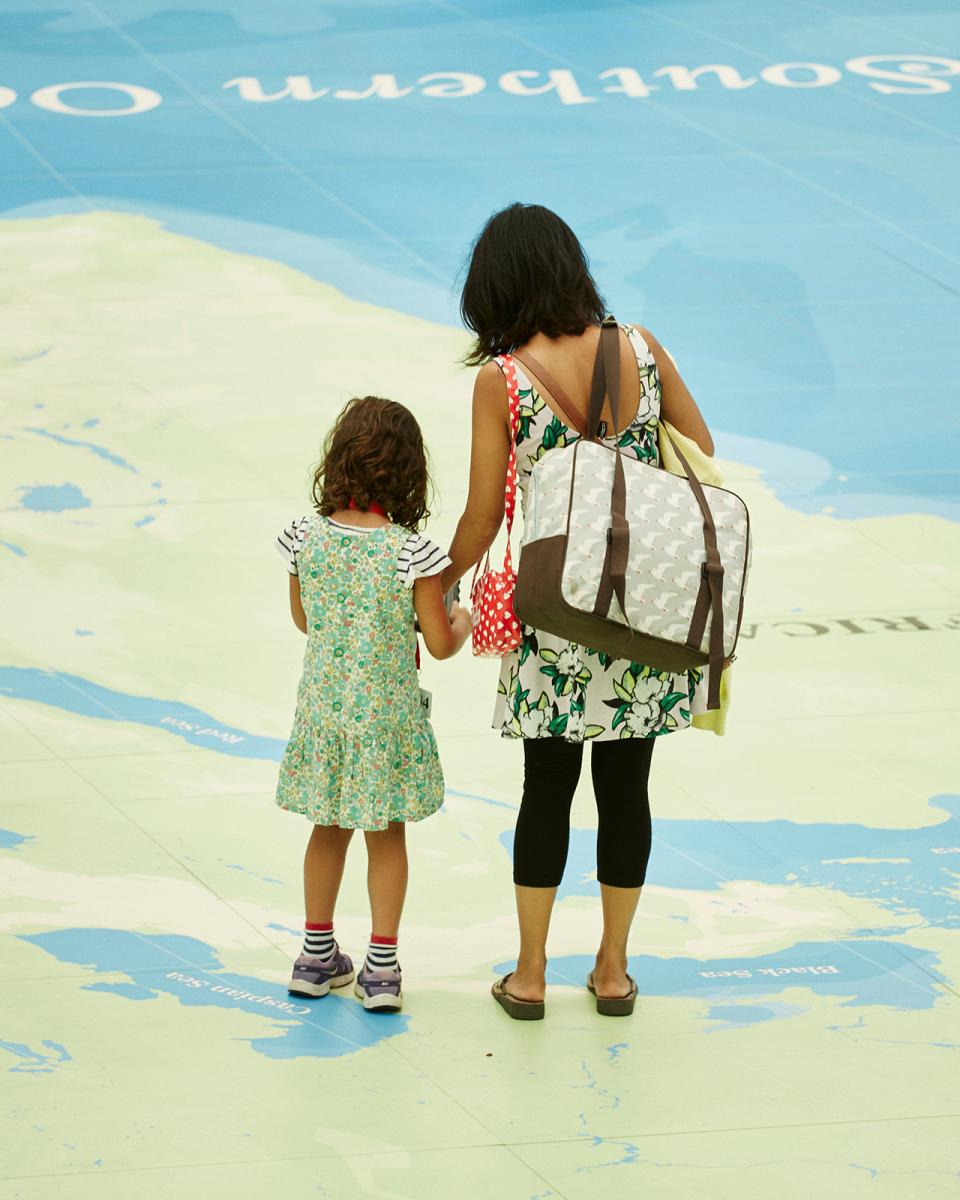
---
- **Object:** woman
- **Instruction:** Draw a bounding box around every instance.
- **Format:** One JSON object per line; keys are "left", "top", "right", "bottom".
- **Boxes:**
{"left": 441, "top": 203, "right": 715, "bottom": 1020}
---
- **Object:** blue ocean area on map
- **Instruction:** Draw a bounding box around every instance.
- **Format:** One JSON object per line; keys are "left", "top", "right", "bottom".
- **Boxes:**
{"left": 4, "top": 657, "right": 956, "bottom": 1045}
{"left": 2, "top": 6, "right": 957, "bottom": 522}
{"left": 0, "top": 667, "right": 285, "bottom": 760}
{"left": 492, "top": 938, "right": 950, "bottom": 1025}
{"left": 20, "top": 929, "right": 409, "bottom": 1060}
{"left": 3, "top": 665, "right": 957, "bottom": 931}
{"left": 533, "top": 797, "right": 960, "bottom": 925}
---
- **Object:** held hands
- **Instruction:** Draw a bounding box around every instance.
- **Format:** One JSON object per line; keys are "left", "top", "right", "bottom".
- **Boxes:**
{"left": 449, "top": 602, "right": 472, "bottom": 653}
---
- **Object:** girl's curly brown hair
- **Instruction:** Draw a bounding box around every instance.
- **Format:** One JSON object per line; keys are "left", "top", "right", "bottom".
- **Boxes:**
{"left": 312, "top": 396, "right": 431, "bottom": 531}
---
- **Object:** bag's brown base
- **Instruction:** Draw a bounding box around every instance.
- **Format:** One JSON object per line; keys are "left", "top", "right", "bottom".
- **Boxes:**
{"left": 515, "top": 536, "right": 710, "bottom": 675}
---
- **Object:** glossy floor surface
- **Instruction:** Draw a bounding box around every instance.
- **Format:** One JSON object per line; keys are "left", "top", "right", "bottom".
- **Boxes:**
{"left": 1, "top": 3, "right": 959, "bottom": 1197}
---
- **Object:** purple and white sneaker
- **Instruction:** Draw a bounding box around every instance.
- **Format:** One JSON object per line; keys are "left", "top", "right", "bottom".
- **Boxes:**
{"left": 355, "top": 963, "right": 403, "bottom": 1012}
{"left": 288, "top": 948, "right": 354, "bottom": 998}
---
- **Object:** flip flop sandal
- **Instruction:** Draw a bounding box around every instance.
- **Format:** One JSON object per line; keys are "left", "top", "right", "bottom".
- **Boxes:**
{"left": 587, "top": 972, "right": 638, "bottom": 1017}
{"left": 492, "top": 973, "right": 545, "bottom": 1021}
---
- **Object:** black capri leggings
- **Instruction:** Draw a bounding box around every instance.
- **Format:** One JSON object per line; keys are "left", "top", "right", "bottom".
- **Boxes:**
{"left": 513, "top": 738, "right": 654, "bottom": 889}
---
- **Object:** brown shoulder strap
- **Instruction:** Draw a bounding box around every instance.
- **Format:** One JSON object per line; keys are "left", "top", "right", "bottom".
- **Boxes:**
{"left": 512, "top": 350, "right": 589, "bottom": 438}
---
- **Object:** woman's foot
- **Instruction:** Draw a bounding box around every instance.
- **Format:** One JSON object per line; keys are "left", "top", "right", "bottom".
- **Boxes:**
{"left": 504, "top": 963, "right": 546, "bottom": 1003}
{"left": 492, "top": 974, "right": 545, "bottom": 1021}
{"left": 589, "top": 954, "right": 632, "bottom": 1000}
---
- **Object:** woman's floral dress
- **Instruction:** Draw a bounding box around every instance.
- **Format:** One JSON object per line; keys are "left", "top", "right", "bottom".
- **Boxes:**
{"left": 493, "top": 326, "right": 703, "bottom": 743}
{"left": 275, "top": 515, "right": 446, "bottom": 830}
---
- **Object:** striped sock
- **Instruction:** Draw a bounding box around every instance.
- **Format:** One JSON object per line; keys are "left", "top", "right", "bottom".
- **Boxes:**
{"left": 365, "top": 934, "right": 398, "bottom": 972}
{"left": 303, "top": 922, "right": 335, "bottom": 960}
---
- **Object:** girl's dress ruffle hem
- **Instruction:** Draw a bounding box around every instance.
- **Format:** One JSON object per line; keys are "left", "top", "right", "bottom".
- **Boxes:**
{"left": 276, "top": 720, "right": 444, "bottom": 831}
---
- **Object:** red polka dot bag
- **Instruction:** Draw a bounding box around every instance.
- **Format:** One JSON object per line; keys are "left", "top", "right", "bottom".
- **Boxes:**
{"left": 470, "top": 356, "right": 522, "bottom": 658}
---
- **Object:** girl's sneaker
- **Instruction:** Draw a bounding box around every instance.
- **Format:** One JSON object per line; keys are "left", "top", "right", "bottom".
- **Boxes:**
{"left": 355, "top": 963, "right": 403, "bottom": 1012}
{"left": 288, "top": 948, "right": 354, "bottom": 998}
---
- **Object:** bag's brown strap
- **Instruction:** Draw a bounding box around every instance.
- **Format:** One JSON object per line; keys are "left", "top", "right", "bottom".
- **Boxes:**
{"left": 589, "top": 323, "right": 726, "bottom": 710}
{"left": 512, "top": 350, "right": 589, "bottom": 438}
{"left": 661, "top": 426, "right": 725, "bottom": 710}
{"left": 591, "top": 319, "right": 630, "bottom": 622}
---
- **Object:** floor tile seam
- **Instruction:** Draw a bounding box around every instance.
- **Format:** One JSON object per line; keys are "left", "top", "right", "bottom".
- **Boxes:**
{"left": 383, "top": 1036, "right": 544, "bottom": 1167}
{"left": 7, "top": 144, "right": 956, "bottom": 175}
{"left": 75, "top": 0, "right": 451, "bottom": 286}
{"left": 100, "top": 791, "right": 274, "bottom": 804}
{"left": 8, "top": 197, "right": 960, "bottom": 240}
{"left": 14, "top": 745, "right": 297, "bottom": 965}
{"left": 615, "top": 298, "right": 960, "bottom": 312}
{"left": 58, "top": 747, "right": 226, "bottom": 767}
{"left": 84, "top": 790, "right": 297, "bottom": 967}
{"left": 795, "top": 0, "right": 953, "bottom": 56}
{"left": 97, "top": 927, "right": 372, "bottom": 1051}
{"left": 130, "top": 379, "right": 289, "bottom": 500}
{"left": 618, "top": 0, "right": 960, "bottom": 152}
{"left": 735, "top": 605, "right": 960, "bottom": 620}
{"left": 0, "top": 961, "right": 295, "bottom": 986}
{"left": 501, "top": 1110, "right": 960, "bottom": 1149}
{"left": 0, "top": 1137, "right": 526, "bottom": 1182}
{"left": 424, "top": 0, "right": 960, "bottom": 273}
{"left": 707, "top": 706, "right": 957, "bottom": 726}
{"left": 0, "top": 748, "right": 218, "bottom": 767}
{"left": 501, "top": 1142, "right": 575, "bottom": 1199}
{"left": 0, "top": 116, "right": 91, "bottom": 208}
{"left": 3, "top": 497, "right": 298, "bottom": 512}
{"left": 850, "top": 525, "right": 960, "bottom": 579}
{"left": 0, "top": 684, "right": 125, "bottom": 768}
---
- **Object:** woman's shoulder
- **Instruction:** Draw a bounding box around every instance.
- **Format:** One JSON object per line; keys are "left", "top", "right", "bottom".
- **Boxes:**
{"left": 472, "top": 358, "right": 510, "bottom": 417}
{"left": 624, "top": 323, "right": 659, "bottom": 363}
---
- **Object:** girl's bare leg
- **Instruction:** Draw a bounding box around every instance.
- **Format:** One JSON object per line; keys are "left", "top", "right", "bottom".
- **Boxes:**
{"left": 303, "top": 823, "right": 355, "bottom": 924}
{"left": 364, "top": 821, "right": 408, "bottom": 938}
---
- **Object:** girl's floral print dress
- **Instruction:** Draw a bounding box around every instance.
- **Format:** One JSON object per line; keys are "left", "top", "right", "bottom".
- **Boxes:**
{"left": 275, "top": 515, "right": 448, "bottom": 830}
{"left": 493, "top": 326, "right": 704, "bottom": 743}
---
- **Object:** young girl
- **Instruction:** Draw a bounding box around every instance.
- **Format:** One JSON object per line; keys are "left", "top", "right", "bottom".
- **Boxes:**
{"left": 275, "top": 395, "right": 470, "bottom": 1012}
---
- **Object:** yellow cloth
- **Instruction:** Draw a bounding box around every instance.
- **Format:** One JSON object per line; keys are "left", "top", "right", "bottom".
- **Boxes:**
{"left": 657, "top": 420, "right": 730, "bottom": 736}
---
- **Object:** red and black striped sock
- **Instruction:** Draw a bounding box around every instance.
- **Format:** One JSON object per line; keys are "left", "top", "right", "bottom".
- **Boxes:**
{"left": 365, "top": 934, "right": 398, "bottom": 972}
{"left": 303, "top": 921, "right": 335, "bottom": 960}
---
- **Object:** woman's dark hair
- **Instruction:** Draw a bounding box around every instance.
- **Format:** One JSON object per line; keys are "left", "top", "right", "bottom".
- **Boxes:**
{"left": 312, "top": 396, "right": 431, "bottom": 531}
{"left": 460, "top": 203, "right": 606, "bottom": 365}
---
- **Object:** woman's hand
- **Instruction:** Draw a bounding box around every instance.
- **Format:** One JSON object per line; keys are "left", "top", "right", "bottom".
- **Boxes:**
{"left": 440, "top": 362, "right": 511, "bottom": 592}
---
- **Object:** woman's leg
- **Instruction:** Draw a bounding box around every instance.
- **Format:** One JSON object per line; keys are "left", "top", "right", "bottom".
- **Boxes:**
{"left": 590, "top": 738, "right": 655, "bottom": 998}
{"left": 304, "top": 823, "right": 355, "bottom": 925}
{"left": 364, "top": 821, "right": 408, "bottom": 939}
{"left": 510, "top": 738, "right": 584, "bottom": 1001}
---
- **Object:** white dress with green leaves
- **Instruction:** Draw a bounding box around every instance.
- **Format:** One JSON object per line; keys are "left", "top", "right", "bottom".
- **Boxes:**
{"left": 493, "top": 326, "right": 703, "bottom": 742}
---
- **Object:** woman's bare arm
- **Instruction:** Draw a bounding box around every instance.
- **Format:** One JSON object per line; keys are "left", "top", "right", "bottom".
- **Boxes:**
{"left": 440, "top": 361, "right": 511, "bottom": 592}
{"left": 635, "top": 325, "right": 714, "bottom": 456}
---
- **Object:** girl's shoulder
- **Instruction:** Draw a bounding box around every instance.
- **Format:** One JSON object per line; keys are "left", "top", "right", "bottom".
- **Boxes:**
{"left": 396, "top": 529, "right": 451, "bottom": 589}
{"left": 275, "top": 512, "right": 319, "bottom": 575}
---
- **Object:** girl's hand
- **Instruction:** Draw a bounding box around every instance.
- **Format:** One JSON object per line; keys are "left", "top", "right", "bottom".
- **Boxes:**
{"left": 414, "top": 577, "right": 470, "bottom": 660}
{"left": 450, "top": 603, "right": 472, "bottom": 640}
